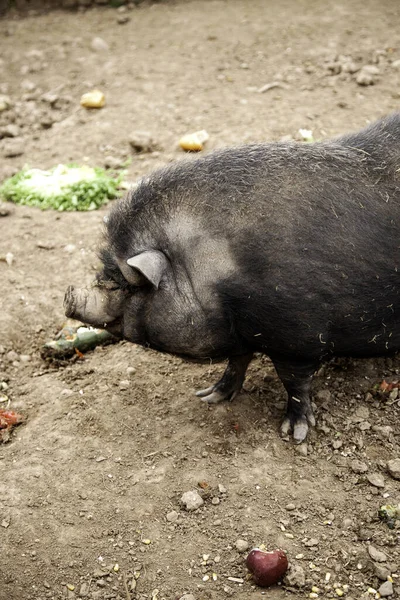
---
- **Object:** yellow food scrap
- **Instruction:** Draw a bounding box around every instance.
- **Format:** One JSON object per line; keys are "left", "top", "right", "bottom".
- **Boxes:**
{"left": 80, "top": 90, "right": 105, "bottom": 108}
{"left": 179, "top": 130, "right": 209, "bottom": 152}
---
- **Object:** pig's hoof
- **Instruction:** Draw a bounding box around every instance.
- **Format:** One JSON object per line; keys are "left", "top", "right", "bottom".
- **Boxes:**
{"left": 281, "top": 412, "right": 315, "bottom": 444}
{"left": 196, "top": 385, "right": 238, "bottom": 404}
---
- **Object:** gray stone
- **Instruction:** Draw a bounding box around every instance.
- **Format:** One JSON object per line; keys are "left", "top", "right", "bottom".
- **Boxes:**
{"left": 181, "top": 490, "right": 204, "bottom": 511}
{"left": 387, "top": 458, "right": 400, "bottom": 480}
{"left": 367, "top": 545, "right": 387, "bottom": 563}
{"left": 166, "top": 510, "right": 179, "bottom": 523}
{"left": 356, "top": 65, "right": 379, "bottom": 86}
{"left": 283, "top": 563, "right": 305, "bottom": 588}
{"left": 235, "top": 539, "right": 249, "bottom": 553}
{"left": 304, "top": 538, "right": 319, "bottom": 547}
{"left": 179, "top": 595, "right": 196, "bottom": 600}
{"left": 367, "top": 473, "right": 385, "bottom": 488}
{"left": 295, "top": 442, "right": 308, "bottom": 456}
{"left": 374, "top": 564, "right": 391, "bottom": 581}
{"left": 378, "top": 581, "right": 393, "bottom": 597}
{"left": 117, "top": 14, "right": 130, "bottom": 24}
{"left": 315, "top": 389, "right": 332, "bottom": 404}
{"left": 78, "top": 581, "right": 89, "bottom": 597}
{"left": 391, "top": 59, "right": 400, "bottom": 69}
{"left": 350, "top": 459, "right": 368, "bottom": 474}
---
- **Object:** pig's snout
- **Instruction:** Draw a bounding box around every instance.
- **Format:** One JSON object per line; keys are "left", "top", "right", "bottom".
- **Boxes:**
{"left": 63, "top": 284, "right": 125, "bottom": 328}
{"left": 64, "top": 285, "right": 78, "bottom": 319}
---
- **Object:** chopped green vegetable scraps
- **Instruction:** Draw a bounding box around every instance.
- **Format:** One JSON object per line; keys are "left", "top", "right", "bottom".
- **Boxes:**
{"left": 0, "top": 164, "right": 123, "bottom": 211}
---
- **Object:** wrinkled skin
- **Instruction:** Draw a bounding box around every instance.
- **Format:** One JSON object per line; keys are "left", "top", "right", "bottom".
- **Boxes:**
{"left": 65, "top": 114, "right": 400, "bottom": 443}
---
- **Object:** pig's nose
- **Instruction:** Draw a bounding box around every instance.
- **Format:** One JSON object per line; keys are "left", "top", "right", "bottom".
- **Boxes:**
{"left": 64, "top": 285, "right": 77, "bottom": 318}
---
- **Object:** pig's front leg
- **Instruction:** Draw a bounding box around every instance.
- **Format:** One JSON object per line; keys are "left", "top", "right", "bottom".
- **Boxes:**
{"left": 196, "top": 353, "right": 253, "bottom": 404}
{"left": 271, "top": 358, "right": 318, "bottom": 443}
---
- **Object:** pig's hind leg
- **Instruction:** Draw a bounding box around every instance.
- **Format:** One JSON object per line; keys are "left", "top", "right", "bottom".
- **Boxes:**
{"left": 271, "top": 358, "right": 318, "bottom": 443}
{"left": 196, "top": 353, "right": 253, "bottom": 404}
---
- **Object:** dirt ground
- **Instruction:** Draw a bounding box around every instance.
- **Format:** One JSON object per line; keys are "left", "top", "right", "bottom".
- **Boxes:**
{"left": 1, "top": 1, "right": 400, "bottom": 599}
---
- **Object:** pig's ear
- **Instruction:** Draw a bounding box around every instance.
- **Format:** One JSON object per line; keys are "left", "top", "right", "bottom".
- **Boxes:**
{"left": 126, "top": 251, "right": 168, "bottom": 289}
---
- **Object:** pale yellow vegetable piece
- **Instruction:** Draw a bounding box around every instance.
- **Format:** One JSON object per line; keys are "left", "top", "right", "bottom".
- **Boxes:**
{"left": 179, "top": 129, "right": 209, "bottom": 152}
{"left": 80, "top": 90, "right": 105, "bottom": 108}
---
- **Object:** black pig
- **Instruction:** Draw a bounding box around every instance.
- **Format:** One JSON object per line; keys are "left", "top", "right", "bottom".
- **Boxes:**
{"left": 64, "top": 114, "right": 400, "bottom": 442}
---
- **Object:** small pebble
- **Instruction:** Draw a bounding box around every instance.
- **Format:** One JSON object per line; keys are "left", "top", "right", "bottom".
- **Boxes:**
{"left": 91, "top": 37, "right": 109, "bottom": 52}
{"left": 181, "top": 490, "right": 204, "bottom": 511}
{"left": 350, "top": 459, "right": 368, "bottom": 474}
{"left": 387, "top": 458, "right": 400, "bottom": 480}
{"left": 117, "top": 14, "right": 130, "bottom": 24}
{"left": 166, "top": 510, "right": 179, "bottom": 523}
{"left": 119, "top": 380, "right": 130, "bottom": 390}
{"left": 374, "top": 564, "right": 391, "bottom": 581}
{"left": 367, "top": 545, "right": 387, "bottom": 562}
{"left": 286, "top": 503, "right": 296, "bottom": 511}
{"left": 0, "top": 95, "right": 11, "bottom": 112}
{"left": 378, "top": 581, "right": 394, "bottom": 597}
{"left": 79, "top": 582, "right": 89, "bottom": 597}
{"left": 332, "top": 440, "right": 343, "bottom": 449}
{"left": 235, "top": 539, "right": 249, "bottom": 553}
{"left": 356, "top": 65, "right": 379, "bottom": 86}
{"left": 295, "top": 443, "right": 308, "bottom": 456}
{"left": 367, "top": 473, "right": 385, "bottom": 488}
{"left": 129, "top": 131, "right": 157, "bottom": 153}
{"left": 104, "top": 155, "right": 125, "bottom": 170}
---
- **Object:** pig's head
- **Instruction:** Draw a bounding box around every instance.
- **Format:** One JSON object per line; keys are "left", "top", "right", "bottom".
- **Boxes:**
{"left": 64, "top": 198, "right": 239, "bottom": 361}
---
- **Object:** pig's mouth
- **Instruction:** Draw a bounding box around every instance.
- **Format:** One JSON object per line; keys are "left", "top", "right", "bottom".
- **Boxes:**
{"left": 64, "top": 285, "right": 78, "bottom": 320}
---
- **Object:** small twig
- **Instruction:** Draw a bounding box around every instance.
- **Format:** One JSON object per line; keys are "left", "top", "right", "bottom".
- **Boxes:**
{"left": 123, "top": 573, "right": 131, "bottom": 600}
